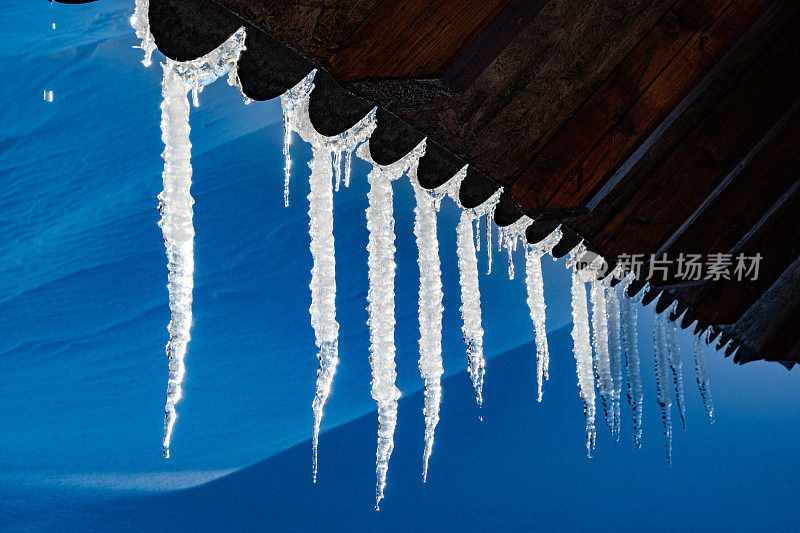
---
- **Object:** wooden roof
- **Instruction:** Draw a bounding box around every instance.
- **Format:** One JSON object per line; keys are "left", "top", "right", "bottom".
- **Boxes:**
{"left": 58, "top": 0, "right": 800, "bottom": 367}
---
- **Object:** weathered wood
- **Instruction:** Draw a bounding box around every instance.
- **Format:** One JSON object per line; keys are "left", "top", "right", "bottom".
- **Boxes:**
{"left": 509, "top": 0, "right": 738, "bottom": 213}
{"left": 573, "top": 0, "right": 799, "bottom": 242}
{"left": 328, "top": 0, "right": 509, "bottom": 81}
{"left": 692, "top": 184, "right": 800, "bottom": 324}
{"left": 591, "top": 19, "right": 800, "bottom": 257}
{"left": 652, "top": 106, "right": 800, "bottom": 284}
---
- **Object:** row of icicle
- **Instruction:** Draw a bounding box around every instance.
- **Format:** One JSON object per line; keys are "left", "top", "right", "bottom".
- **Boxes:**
{"left": 134, "top": 16, "right": 722, "bottom": 508}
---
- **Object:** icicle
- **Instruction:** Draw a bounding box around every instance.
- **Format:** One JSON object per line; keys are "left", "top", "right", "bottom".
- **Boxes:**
{"left": 567, "top": 245, "right": 596, "bottom": 456}
{"left": 590, "top": 268, "right": 616, "bottom": 438}
{"left": 486, "top": 213, "right": 493, "bottom": 275}
{"left": 410, "top": 163, "right": 443, "bottom": 483}
{"left": 653, "top": 310, "right": 673, "bottom": 464}
{"left": 498, "top": 217, "right": 531, "bottom": 280}
{"left": 279, "top": 71, "right": 315, "bottom": 208}
{"left": 456, "top": 210, "right": 486, "bottom": 408}
{"left": 431, "top": 168, "right": 500, "bottom": 410}
{"left": 131, "top": 0, "right": 156, "bottom": 67}
{"left": 604, "top": 269, "right": 624, "bottom": 440}
{"left": 693, "top": 328, "right": 715, "bottom": 424}
{"left": 665, "top": 304, "right": 686, "bottom": 430}
{"left": 307, "top": 145, "right": 339, "bottom": 483}
{"left": 620, "top": 274, "right": 644, "bottom": 447}
{"left": 157, "top": 29, "right": 246, "bottom": 459}
{"left": 525, "top": 228, "right": 561, "bottom": 402}
{"left": 344, "top": 147, "right": 353, "bottom": 188}
{"left": 158, "top": 63, "right": 193, "bottom": 459}
{"left": 358, "top": 141, "right": 425, "bottom": 509}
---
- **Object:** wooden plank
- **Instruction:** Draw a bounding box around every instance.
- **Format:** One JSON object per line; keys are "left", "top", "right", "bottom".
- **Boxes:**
{"left": 590, "top": 19, "right": 800, "bottom": 257}
{"left": 440, "top": 0, "right": 551, "bottom": 90}
{"left": 509, "top": 0, "right": 738, "bottom": 212}
{"left": 327, "top": 0, "right": 509, "bottom": 81}
{"left": 651, "top": 106, "right": 800, "bottom": 285}
{"left": 692, "top": 185, "right": 800, "bottom": 324}
{"left": 573, "top": 0, "right": 800, "bottom": 241}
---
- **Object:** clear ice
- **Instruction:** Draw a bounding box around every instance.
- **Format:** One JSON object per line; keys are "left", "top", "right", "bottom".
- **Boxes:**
{"left": 410, "top": 159, "right": 444, "bottom": 482}
{"left": 525, "top": 228, "right": 561, "bottom": 401}
{"left": 157, "top": 28, "right": 246, "bottom": 458}
{"left": 359, "top": 140, "right": 425, "bottom": 509}
{"left": 694, "top": 328, "right": 716, "bottom": 423}
{"left": 567, "top": 245, "right": 596, "bottom": 456}
{"left": 604, "top": 269, "right": 624, "bottom": 440}
{"left": 590, "top": 272, "right": 616, "bottom": 437}
{"left": 284, "top": 71, "right": 376, "bottom": 482}
{"left": 620, "top": 274, "right": 645, "bottom": 447}
{"left": 666, "top": 304, "right": 687, "bottom": 430}
{"left": 131, "top": 0, "right": 157, "bottom": 67}
{"left": 653, "top": 307, "right": 673, "bottom": 464}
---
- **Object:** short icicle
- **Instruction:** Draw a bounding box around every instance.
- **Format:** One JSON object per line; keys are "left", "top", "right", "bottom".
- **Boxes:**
{"left": 157, "top": 29, "right": 246, "bottom": 459}
{"left": 567, "top": 245, "right": 596, "bottom": 456}
{"left": 280, "top": 71, "right": 316, "bottom": 208}
{"left": 525, "top": 228, "right": 561, "bottom": 402}
{"left": 620, "top": 274, "right": 645, "bottom": 447}
{"left": 131, "top": 0, "right": 156, "bottom": 67}
{"left": 653, "top": 308, "right": 673, "bottom": 464}
{"left": 411, "top": 163, "right": 444, "bottom": 483}
{"left": 360, "top": 141, "right": 425, "bottom": 509}
{"left": 666, "top": 303, "right": 687, "bottom": 430}
{"left": 694, "top": 327, "right": 716, "bottom": 423}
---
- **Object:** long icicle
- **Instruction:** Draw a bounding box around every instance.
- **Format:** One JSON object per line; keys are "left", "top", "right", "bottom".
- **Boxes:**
{"left": 456, "top": 210, "right": 486, "bottom": 408}
{"left": 653, "top": 309, "right": 673, "bottom": 464}
{"left": 412, "top": 176, "right": 444, "bottom": 483}
{"left": 524, "top": 228, "right": 561, "bottom": 402}
{"left": 590, "top": 274, "right": 616, "bottom": 437}
{"left": 307, "top": 145, "right": 339, "bottom": 483}
{"left": 366, "top": 166, "right": 400, "bottom": 510}
{"left": 158, "top": 62, "right": 193, "bottom": 458}
{"left": 605, "top": 276, "right": 624, "bottom": 440}
{"left": 693, "top": 330, "right": 716, "bottom": 423}
{"left": 620, "top": 275, "right": 645, "bottom": 447}
{"left": 666, "top": 304, "right": 687, "bottom": 430}
{"left": 157, "top": 30, "right": 246, "bottom": 458}
{"left": 360, "top": 140, "right": 425, "bottom": 509}
{"left": 568, "top": 247, "right": 596, "bottom": 456}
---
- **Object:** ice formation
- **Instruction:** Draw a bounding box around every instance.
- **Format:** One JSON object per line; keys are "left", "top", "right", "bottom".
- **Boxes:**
{"left": 279, "top": 71, "right": 377, "bottom": 481}
{"left": 436, "top": 170, "right": 501, "bottom": 408}
{"left": 694, "top": 327, "right": 716, "bottom": 423}
{"left": 157, "top": 28, "right": 246, "bottom": 458}
{"left": 411, "top": 163, "right": 444, "bottom": 482}
{"left": 604, "top": 268, "right": 624, "bottom": 440}
{"left": 129, "top": 11, "right": 723, "bottom": 503}
{"left": 666, "top": 303, "right": 687, "bottom": 429}
{"left": 653, "top": 305, "right": 673, "bottom": 464}
{"left": 619, "top": 274, "right": 645, "bottom": 447}
{"left": 131, "top": 0, "right": 156, "bottom": 67}
{"left": 567, "top": 244, "right": 596, "bottom": 456}
{"left": 358, "top": 140, "right": 426, "bottom": 509}
{"left": 525, "top": 228, "right": 561, "bottom": 401}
